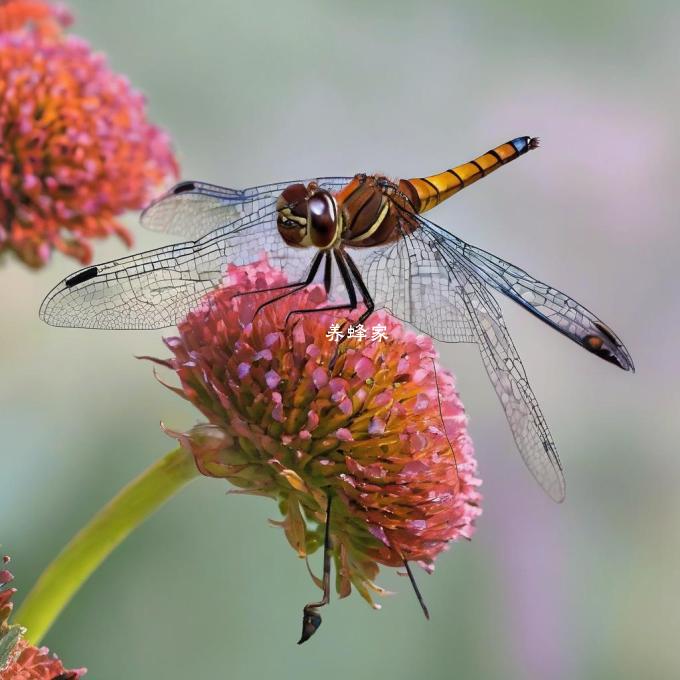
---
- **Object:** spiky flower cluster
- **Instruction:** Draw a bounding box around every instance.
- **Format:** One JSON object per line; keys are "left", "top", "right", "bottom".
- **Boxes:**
{"left": 0, "top": 555, "right": 86, "bottom": 678}
{"left": 0, "top": 0, "right": 71, "bottom": 37}
{"left": 155, "top": 258, "right": 482, "bottom": 606}
{"left": 0, "top": 1, "right": 177, "bottom": 267}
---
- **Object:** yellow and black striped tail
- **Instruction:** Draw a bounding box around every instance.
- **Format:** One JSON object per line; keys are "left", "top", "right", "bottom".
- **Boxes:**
{"left": 400, "top": 136, "right": 539, "bottom": 214}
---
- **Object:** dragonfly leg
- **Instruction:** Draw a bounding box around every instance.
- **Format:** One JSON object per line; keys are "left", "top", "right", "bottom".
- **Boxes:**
{"left": 402, "top": 560, "right": 430, "bottom": 620}
{"left": 343, "top": 251, "right": 375, "bottom": 326}
{"left": 232, "top": 252, "right": 328, "bottom": 302}
{"left": 231, "top": 281, "right": 304, "bottom": 299}
{"left": 323, "top": 250, "right": 333, "bottom": 294}
{"left": 298, "top": 494, "right": 333, "bottom": 644}
{"left": 323, "top": 251, "right": 377, "bottom": 371}
{"left": 283, "top": 250, "right": 358, "bottom": 328}
{"left": 250, "top": 251, "right": 324, "bottom": 321}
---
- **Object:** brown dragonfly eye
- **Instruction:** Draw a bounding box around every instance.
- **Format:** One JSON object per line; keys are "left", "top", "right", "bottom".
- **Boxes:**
{"left": 307, "top": 190, "right": 337, "bottom": 249}
{"left": 277, "top": 183, "right": 309, "bottom": 246}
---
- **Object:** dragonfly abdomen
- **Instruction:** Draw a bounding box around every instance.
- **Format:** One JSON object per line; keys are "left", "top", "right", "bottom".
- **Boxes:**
{"left": 401, "top": 136, "right": 539, "bottom": 214}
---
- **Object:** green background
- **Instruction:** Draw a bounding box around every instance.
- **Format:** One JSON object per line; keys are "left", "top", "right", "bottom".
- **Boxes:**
{"left": 2, "top": 1, "right": 678, "bottom": 677}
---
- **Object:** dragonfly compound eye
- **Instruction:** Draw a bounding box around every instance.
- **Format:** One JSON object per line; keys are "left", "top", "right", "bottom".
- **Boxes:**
{"left": 307, "top": 189, "right": 339, "bottom": 249}
{"left": 276, "top": 183, "right": 309, "bottom": 246}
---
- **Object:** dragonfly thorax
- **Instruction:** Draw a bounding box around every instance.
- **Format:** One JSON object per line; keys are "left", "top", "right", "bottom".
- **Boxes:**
{"left": 276, "top": 182, "right": 340, "bottom": 250}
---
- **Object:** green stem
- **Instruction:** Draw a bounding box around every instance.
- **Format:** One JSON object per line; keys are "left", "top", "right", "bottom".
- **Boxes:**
{"left": 16, "top": 446, "right": 199, "bottom": 644}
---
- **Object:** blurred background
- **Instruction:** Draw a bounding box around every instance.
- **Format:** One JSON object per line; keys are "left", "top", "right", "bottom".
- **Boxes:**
{"left": 2, "top": 1, "right": 679, "bottom": 677}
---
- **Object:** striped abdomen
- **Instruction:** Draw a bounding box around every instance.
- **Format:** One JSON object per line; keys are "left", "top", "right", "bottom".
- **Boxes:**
{"left": 399, "top": 136, "right": 539, "bottom": 214}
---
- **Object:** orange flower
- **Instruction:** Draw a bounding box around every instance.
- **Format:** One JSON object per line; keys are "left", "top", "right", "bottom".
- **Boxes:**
{"left": 0, "top": 0, "right": 71, "bottom": 38}
{"left": 0, "top": 30, "right": 178, "bottom": 267}
{"left": 154, "top": 258, "right": 482, "bottom": 609}
{"left": 0, "top": 556, "right": 85, "bottom": 678}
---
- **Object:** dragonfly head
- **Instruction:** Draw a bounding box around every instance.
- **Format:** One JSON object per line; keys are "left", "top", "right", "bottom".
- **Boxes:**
{"left": 276, "top": 182, "right": 339, "bottom": 249}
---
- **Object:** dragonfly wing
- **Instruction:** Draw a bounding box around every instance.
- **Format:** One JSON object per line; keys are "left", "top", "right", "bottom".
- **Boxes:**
{"left": 142, "top": 177, "right": 353, "bottom": 239}
{"left": 447, "top": 254, "right": 566, "bottom": 502}
{"left": 346, "top": 235, "right": 476, "bottom": 343}
{"left": 347, "top": 225, "right": 565, "bottom": 501}
{"left": 40, "top": 208, "right": 315, "bottom": 329}
{"left": 140, "top": 181, "right": 250, "bottom": 238}
{"left": 417, "top": 215, "right": 634, "bottom": 371}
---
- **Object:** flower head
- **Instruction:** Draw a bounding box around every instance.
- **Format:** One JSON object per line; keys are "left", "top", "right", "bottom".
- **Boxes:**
{"left": 0, "top": 30, "right": 178, "bottom": 267}
{"left": 0, "top": 0, "right": 72, "bottom": 38}
{"left": 155, "top": 257, "right": 481, "bottom": 608}
{"left": 0, "top": 555, "right": 86, "bottom": 678}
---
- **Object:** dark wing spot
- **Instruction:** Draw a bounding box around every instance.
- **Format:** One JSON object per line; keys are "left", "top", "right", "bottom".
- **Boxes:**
{"left": 584, "top": 334, "right": 623, "bottom": 367}
{"left": 585, "top": 335, "right": 603, "bottom": 350}
{"left": 65, "top": 266, "right": 99, "bottom": 288}
{"left": 594, "top": 320, "right": 619, "bottom": 346}
{"left": 173, "top": 181, "right": 196, "bottom": 194}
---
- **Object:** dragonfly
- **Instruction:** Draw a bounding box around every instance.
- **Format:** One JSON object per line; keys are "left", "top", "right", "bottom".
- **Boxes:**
{"left": 40, "top": 136, "right": 634, "bottom": 504}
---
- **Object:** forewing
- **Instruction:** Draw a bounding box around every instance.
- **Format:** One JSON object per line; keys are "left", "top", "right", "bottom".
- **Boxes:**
{"left": 142, "top": 177, "right": 353, "bottom": 239}
{"left": 417, "top": 215, "right": 634, "bottom": 371}
{"left": 40, "top": 207, "right": 314, "bottom": 329}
